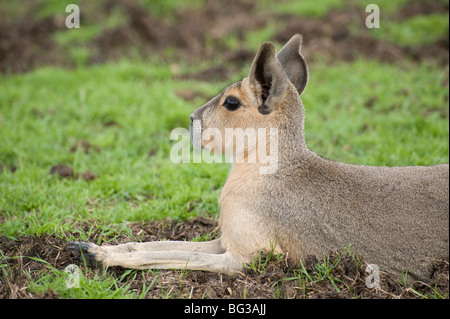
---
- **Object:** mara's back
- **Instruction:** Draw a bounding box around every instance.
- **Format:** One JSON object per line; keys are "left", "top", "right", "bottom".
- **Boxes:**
{"left": 266, "top": 156, "right": 449, "bottom": 281}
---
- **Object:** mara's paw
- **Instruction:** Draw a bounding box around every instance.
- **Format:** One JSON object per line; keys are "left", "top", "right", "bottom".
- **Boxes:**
{"left": 68, "top": 241, "right": 105, "bottom": 267}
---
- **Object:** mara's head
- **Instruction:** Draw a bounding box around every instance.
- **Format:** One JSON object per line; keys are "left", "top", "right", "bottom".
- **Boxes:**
{"left": 190, "top": 34, "right": 308, "bottom": 163}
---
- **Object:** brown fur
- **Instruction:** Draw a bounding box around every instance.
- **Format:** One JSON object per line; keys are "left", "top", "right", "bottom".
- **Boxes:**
{"left": 70, "top": 35, "right": 449, "bottom": 282}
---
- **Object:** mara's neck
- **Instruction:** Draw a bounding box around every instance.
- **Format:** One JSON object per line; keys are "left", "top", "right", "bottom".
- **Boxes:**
{"left": 228, "top": 117, "right": 314, "bottom": 176}
{"left": 229, "top": 87, "right": 315, "bottom": 174}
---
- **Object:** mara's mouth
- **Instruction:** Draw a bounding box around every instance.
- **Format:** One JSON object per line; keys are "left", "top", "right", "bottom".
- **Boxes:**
{"left": 189, "top": 119, "right": 203, "bottom": 149}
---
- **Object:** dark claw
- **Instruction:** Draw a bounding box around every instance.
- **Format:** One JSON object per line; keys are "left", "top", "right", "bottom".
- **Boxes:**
{"left": 68, "top": 241, "right": 100, "bottom": 267}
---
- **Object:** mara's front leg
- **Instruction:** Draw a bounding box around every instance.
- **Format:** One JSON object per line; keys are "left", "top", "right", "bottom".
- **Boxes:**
{"left": 70, "top": 237, "right": 224, "bottom": 254}
{"left": 68, "top": 238, "right": 245, "bottom": 274}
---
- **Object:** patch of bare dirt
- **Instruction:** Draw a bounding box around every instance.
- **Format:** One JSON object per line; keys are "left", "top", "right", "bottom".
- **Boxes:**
{"left": 0, "top": 0, "right": 448, "bottom": 75}
{"left": 70, "top": 140, "right": 101, "bottom": 154}
{"left": 0, "top": 15, "right": 63, "bottom": 73}
{"left": 275, "top": 3, "right": 449, "bottom": 65}
{"left": 396, "top": 0, "right": 449, "bottom": 20}
{"left": 49, "top": 164, "right": 98, "bottom": 181}
{"left": 1, "top": 217, "right": 448, "bottom": 299}
{"left": 0, "top": 163, "right": 17, "bottom": 174}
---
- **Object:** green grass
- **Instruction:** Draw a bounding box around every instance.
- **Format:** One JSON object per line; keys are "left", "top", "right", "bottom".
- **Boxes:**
{"left": 31, "top": 0, "right": 204, "bottom": 20}
{"left": 371, "top": 13, "right": 449, "bottom": 47}
{"left": 355, "top": 0, "right": 411, "bottom": 15}
{"left": 138, "top": 0, "right": 204, "bottom": 18}
{"left": 0, "top": 60, "right": 229, "bottom": 239}
{"left": 26, "top": 259, "right": 136, "bottom": 299}
{"left": 258, "top": 0, "right": 345, "bottom": 18}
{"left": 304, "top": 59, "right": 449, "bottom": 166}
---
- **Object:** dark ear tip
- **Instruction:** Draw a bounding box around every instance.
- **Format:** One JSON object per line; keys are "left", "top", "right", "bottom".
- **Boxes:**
{"left": 260, "top": 42, "right": 276, "bottom": 50}
{"left": 292, "top": 34, "right": 303, "bottom": 42}
{"left": 258, "top": 104, "right": 272, "bottom": 115}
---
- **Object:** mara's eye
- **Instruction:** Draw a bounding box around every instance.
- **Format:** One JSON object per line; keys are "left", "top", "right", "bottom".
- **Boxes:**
{"left": 222, "top": 96, "right": 241, "bottom": 111}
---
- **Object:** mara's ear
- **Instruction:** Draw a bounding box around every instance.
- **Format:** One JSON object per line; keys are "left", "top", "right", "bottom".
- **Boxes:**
{"left": 248, "top": 42, "right": 288, "bottom": 115}
{"left": 276, "top": 34, "right": 308, "bottom": 95}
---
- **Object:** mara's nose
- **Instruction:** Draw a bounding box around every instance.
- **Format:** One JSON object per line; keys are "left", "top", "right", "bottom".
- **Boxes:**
{"left": 189, "top": 113, "right": 195, "bottom": 122}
